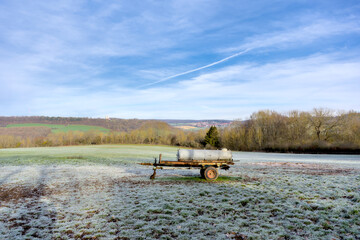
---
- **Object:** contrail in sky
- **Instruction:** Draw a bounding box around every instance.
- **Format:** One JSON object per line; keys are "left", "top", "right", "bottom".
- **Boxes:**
{"left": 140, "top": 48, "right": 252, "bottom": 88}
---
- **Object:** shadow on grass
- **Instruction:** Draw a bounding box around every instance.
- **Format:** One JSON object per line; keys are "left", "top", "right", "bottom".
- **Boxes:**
{"left": 3, "top": 167, "right": 58, "bottom": 238}
{"left": 155, "top": 175, "right": 244, "bottom": 182}
{"left": 0, "top": 168, "right": 24, "bottom": 186}
{"left": 0, "top": 154, "right": 142, "bottom": 166}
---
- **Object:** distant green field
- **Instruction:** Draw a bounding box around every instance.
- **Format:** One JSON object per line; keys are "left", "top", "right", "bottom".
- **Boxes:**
{"left": 6, "top": 123, "right": 110, "bottom": 133}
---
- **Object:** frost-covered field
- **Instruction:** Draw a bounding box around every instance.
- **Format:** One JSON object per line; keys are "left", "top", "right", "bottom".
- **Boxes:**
{"left": 0, "top": 145, "right": 359, "bottom": 239}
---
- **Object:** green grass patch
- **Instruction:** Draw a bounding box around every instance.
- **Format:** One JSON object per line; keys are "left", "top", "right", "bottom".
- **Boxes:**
{"left": 0, "top": 144, "right": 179, "bottom": 165}
{"left": 6, "top": 123, "right": 110, "bottom": 133}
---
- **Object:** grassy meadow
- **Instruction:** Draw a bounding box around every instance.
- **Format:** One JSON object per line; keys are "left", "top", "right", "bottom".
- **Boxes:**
{"left": 0, "top": 145, "right": 359, "bottom": 239}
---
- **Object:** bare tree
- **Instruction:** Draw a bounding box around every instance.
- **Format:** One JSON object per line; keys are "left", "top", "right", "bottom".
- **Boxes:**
{"left": 308, "top": 108, "right": 345, "bottom": 141}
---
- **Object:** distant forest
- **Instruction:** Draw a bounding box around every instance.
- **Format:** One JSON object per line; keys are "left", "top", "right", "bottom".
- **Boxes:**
{"left": 0, "top": 116, "right": 152, "bottom": 132}
{"left": 221, "top": 109, "right": 360, "bottom": 154}
{"left": 0, "top": 108, "right": 359, "bottom": 154}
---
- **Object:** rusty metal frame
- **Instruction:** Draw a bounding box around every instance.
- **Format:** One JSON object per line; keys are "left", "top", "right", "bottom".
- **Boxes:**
{"left": 140, "top": 154, "right": 234, "bottom": 180}
{"left": 139, "top": 160, "right": 234, "bottom": 169}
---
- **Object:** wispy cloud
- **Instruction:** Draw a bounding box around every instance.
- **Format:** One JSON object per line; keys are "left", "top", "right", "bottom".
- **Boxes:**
{"left": 139, "top": 48, "right": 252, "bottom": 87}
{"left": 223, "top": 18, "right": 360, "bottom": 53}
{"left": 9, "top": 52, "right": 359, "bottom": 119}
{"left": 141, "top": 17, "right": 360, "bottom": 87}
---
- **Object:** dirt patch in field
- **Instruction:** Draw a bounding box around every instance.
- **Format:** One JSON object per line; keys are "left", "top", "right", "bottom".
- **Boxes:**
{"left": 0, "top": 179, "right": 186, "bottom": 204}
{"left": 0, "top": 185, "right": 45, "bottom": 204}
{"left": 113, "top": 174, "right": 260, "bottom": 187}
{"left": 0, "top": 178, "right": 110, "bottom": 204}
{"left": 251, "top": 162, "right": 356, "bottom": 175}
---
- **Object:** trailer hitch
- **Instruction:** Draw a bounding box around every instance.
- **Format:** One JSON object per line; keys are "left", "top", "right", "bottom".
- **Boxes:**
{"left": 150, "top": 154, "right": 162, "bottom": 180}
{"left": 150, "top": 167, "right": 157, "bottom": 179}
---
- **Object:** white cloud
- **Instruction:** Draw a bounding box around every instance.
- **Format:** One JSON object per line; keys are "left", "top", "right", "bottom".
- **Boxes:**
{"left": 7, "top": 52, "right": 359, "bottom": 119}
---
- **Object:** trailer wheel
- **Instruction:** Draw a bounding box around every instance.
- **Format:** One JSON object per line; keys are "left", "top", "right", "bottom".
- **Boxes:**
{"left": 204, "top": 167, "right": 218, "bottom": 181}
{"left": 200, "top": 169, "right": 205, "bottom": 179}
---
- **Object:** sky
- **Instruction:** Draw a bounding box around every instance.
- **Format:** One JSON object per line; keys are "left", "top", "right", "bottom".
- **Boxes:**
{"left": 0, "top": 0, "right": 359, "bottom": 120}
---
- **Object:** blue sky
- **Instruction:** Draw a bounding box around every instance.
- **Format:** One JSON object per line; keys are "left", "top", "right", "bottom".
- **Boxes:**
{"left": 0, "top": 0, "right": 359, "bottom": 120}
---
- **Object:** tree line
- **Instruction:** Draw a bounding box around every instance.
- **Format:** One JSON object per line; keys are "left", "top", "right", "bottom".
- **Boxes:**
{"left": 0, "top": 108, "right": 359, "bottom": 153}
{"left": 0, "top": 121, "right": 206, "bottom": 149}
{"left": 220, "top": 108, "right": 360, "bottom": 153}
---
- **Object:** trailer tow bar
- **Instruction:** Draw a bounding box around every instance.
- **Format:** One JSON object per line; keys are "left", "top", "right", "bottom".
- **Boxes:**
{"left": 150, "top": 155, "right": 163, "bottom": 180}
{"left": 150, "top": 167, "right": 157, "bottom": 179}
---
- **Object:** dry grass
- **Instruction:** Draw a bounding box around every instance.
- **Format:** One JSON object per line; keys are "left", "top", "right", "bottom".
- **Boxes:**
{"left": 174, "top": 125, "right": 197, "bottom": 130}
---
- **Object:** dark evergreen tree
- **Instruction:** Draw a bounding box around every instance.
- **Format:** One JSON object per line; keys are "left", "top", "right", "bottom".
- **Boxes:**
{"left": 204, "top": 126, "right": 220, "bottom": 148}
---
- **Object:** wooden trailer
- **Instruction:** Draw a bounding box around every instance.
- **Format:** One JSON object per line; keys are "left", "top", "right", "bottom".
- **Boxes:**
{"left": 139, "top": 149, "right": 234, "bottom": 181}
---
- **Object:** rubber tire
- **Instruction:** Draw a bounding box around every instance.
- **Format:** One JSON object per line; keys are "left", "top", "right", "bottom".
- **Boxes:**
{"left": 200, "top": 169, "right": 205, "bottom": 179}
{"left": 204, "top": 167, "right": 219, "bottom": 181}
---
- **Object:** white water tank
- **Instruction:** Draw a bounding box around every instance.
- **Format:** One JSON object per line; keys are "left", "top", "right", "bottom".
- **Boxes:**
{"left": 177, "top": 149, "right": 232, "bottom": 162}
